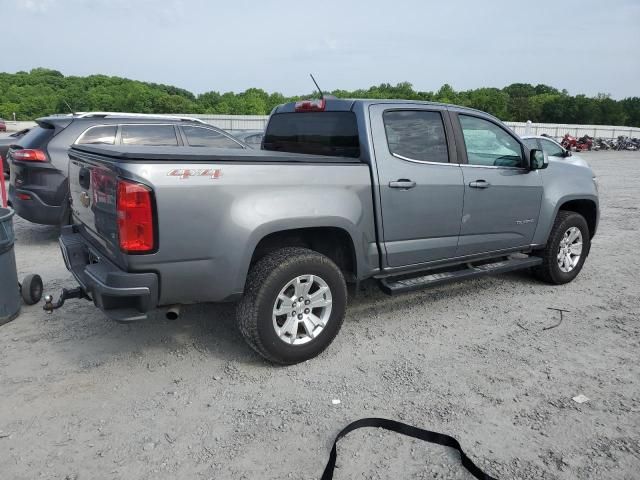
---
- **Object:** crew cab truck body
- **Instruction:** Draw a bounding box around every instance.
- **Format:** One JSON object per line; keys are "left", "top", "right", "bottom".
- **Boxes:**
{"left": 55, "top": 99, "right": 599, "bottom": 364}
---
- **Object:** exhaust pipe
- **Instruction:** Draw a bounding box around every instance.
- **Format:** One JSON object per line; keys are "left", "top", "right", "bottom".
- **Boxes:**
{"left": 166, "top": 305, "right": 181, "bottom": 321}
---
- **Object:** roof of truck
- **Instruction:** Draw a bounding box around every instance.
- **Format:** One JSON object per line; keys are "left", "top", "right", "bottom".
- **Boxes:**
{"left": 272, "top": 98, "right": 495, "bottom": 119}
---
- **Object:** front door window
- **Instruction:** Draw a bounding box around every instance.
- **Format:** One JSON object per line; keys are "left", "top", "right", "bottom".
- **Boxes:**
{"left": 459, "top": 115, "right": 523, "bottom": 168}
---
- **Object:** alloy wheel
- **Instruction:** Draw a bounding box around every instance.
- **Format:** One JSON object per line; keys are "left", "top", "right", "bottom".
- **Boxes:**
{"left": 272, "top": 274, "right": 333, "bottom": 345}
{"left": 557, "top": 226, "right": 583, "bottom": 273}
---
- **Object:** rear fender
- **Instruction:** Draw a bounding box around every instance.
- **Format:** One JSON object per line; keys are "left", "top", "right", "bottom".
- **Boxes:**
{"left": 233, "top": 188, "right": 370, "bottom": 294}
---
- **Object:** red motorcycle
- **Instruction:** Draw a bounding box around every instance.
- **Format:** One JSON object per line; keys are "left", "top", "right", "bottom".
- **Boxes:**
{"left": 561, "top": 133, "right": 577, "bottom": 150}
{"left": 561, "top": 134, "right": 593, "bottom": 151}
{"left": 576, "top": 135, "right": 593, "bottom": 151}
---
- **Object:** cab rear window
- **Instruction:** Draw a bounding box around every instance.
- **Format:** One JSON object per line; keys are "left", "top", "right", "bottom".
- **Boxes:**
{"left": 263, "top": 112, "right": 360, "bottom": 158}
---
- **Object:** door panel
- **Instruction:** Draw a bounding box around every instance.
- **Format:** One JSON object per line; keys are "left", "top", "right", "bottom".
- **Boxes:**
{"left": 454, "top": 113, "right": 543, "bottom": 256}
{"left": 369, "top": 105, "right": 464, "bottom": 267}
{"left": 458, "top": 166, "right": 542, "bottom": 255}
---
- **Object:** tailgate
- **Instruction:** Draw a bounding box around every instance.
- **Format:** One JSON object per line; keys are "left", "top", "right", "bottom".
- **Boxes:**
{"left": 68, "top": 151, "right": 120, "bottom": 253}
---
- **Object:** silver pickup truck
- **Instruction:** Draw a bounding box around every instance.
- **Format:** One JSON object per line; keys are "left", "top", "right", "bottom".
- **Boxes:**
{"left": 49, "top": 99, "right": 599, "bottom": 364}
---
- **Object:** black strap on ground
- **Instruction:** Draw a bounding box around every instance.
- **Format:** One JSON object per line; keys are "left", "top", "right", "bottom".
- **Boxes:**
{"left": 321, "top": 417, "right": 498, "bottom": 480}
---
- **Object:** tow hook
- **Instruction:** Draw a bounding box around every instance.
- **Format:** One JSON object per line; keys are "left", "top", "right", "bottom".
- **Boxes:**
{"left": 43, "top": 287, "right": 91, "bottom": 314}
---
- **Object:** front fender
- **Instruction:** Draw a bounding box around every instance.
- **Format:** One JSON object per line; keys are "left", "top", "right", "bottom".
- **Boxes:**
{"left": 532, "top": 160, "right": 599, "bottom": 245}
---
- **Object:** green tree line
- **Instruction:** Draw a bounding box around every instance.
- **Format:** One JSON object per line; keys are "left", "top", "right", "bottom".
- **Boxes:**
{"left": 1, "top": 68, "right": 639, "bottom": 126}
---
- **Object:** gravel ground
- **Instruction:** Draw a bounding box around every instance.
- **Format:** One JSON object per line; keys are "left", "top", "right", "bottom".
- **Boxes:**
{"left": 1, "top": 151, "right": 639, "bottom": 479}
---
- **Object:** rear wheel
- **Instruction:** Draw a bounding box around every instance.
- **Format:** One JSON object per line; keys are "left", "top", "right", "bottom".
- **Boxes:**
{"left": 237, "top": 247, "right": 347, "bottom": 364}
{"left": 533, "top": 211, "right": 590, "bottom": 284}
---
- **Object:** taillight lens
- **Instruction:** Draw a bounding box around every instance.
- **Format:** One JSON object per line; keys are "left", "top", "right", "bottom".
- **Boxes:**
{"left": 295, "top": 98, "right": 326, "bottom": 112}
{"left": 117, "top": 179, "right": 155, "bottom": 253}
{"left": 12, "top": 149, "right": 48, "bottom": 162}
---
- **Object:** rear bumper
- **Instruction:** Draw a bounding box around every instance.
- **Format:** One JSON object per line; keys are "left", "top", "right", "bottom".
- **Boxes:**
{"left": 8, "top": 160, "right": 68, "bottom": 225}
{"left": 59, "top": 226, "right": 158, "bottom": 322}
{"left": 9, "top": 185, "right": 64, "bottom": 225}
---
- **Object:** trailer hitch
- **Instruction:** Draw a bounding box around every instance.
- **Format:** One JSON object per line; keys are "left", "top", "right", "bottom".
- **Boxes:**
{"left": 43, "top": 287, "right": 91, "bottom": 314}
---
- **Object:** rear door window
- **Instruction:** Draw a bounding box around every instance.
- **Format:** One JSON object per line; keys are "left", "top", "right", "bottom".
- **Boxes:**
{"left": 383, "top": 110, "right": 449, "bottom": 163}
{"left": 182, "top": 126, "right": 243, "bottom": 148}
{"left": 76, "top": 125, "right": 117, "bottom": 145}
{"left": 263, "top": 112, "right": 360, "bottom": 158}
{"left": 121, "top": 124, "right": 178, "bottom": 146}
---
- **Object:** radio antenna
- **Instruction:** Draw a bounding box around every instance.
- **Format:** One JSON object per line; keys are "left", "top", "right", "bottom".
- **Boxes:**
{"left": 63, "top": 100, "right": 74, "bottom": 114}
{"left": 310, "top": 74, "right": 324, "bottom": 99}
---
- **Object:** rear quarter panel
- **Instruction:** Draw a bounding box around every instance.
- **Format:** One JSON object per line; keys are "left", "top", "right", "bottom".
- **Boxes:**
{"left": 122, "top": 161, "right": 377, "bottom": 304}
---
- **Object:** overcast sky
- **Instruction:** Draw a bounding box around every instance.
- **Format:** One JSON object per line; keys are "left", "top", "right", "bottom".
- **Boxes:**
{"left": 2, "top": 0, "right": 638, "bottom": 98}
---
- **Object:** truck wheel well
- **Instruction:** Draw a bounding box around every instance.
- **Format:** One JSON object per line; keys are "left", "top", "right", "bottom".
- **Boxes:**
{"left": 559, "top": 200, "right": 597, "bottom": 238}
{"left": 250, "top": 228, "right": 357, "bottom": 281}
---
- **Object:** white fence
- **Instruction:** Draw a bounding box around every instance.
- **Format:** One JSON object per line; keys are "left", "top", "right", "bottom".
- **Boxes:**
{"left": 5, "top": 116, "right": 640, "bottom": 141}
{"left": 185, "top": 114, "right": 268, "bottom": 131}
{"left": 187, "top": 116, "right": 640, "bottom": 140}
{"left": 4, "top": 121, "right": 37, "bottom": 131}
{"left": 505, "top": 121, "right": 640, "bottom": 141}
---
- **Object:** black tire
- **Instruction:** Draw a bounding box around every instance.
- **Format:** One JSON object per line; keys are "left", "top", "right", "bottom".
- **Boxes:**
{"left": 533, "top": 211, "right": 590, "bottom": 285}
{"left": 21, "top": 274, "right": 43, "bottom": 305}
{"left": 237, "top": 247, "right": 347, "bottom": 365}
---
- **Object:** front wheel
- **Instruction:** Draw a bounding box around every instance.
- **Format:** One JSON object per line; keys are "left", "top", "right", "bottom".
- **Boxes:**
{"left": 533, "top": 211, "right": 590, "bottom": 284}
{"left": 237, "top": 247, "right": 347, "bottom": 364}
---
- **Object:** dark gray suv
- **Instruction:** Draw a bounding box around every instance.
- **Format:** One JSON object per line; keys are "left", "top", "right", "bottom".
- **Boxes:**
{"left": 7, "top": 113, "right": 248, "bottom": 225}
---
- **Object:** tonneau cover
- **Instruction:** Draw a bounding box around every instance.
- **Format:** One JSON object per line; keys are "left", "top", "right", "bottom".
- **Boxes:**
{"left": 70, "top": 144, "right": 363, "bottom": 163}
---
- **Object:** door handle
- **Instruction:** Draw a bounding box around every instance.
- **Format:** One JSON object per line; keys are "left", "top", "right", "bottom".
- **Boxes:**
{"left": 389, "top": 179, "right": 416, "bottom": 189}
{"left": 469, "top": 180, "right": 490, "bottom": 189}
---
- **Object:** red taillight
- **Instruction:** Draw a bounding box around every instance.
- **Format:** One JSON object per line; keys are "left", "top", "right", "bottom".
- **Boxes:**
{"left": 12, "top": 149, "right": 48, "bottom": 162}
{"left": 0, "top": 154, "right": 5, "bottom": 207}
{"left": 294, "top": 98, "right": 326, "bottom": 112}
{"left": 117, "top": 179, "right": 155, "bottom": 253}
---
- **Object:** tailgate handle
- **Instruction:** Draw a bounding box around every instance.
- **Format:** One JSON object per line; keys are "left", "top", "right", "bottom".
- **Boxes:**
{"left": 78, "top": 167, "right": 90, "bottom": 190}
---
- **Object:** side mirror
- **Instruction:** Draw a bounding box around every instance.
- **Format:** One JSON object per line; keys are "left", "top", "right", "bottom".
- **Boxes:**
{"left": 530, "top": 149, "right": 549, "bottom": 170}
{"left": 564, "top": 149, "right": 572, "bottom": 157}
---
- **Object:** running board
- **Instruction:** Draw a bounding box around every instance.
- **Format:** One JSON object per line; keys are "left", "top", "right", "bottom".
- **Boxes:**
{"left": 379, "top": 256, "right": 543, "bottom": 295}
